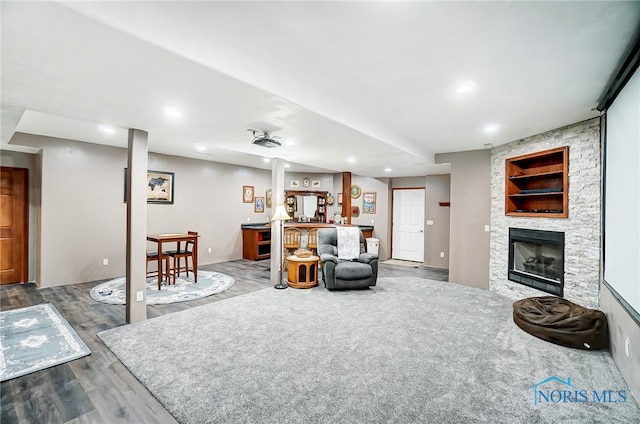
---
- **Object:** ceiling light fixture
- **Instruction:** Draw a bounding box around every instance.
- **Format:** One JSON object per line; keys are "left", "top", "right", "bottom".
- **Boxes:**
{"left": 457, "top": 82, "right": 475, "bottom": 93}
{"left": 384, "top": 168, "right": 392, "bottom": 172}
{"left": 284, "top": 164, "right": 291, "bottom": 168}
{"left": 195, "top": 146, "right": 207, "bottom": 152}
{"left": 484, "top": 124, "right": 500, "bottom": 133}
{"left": 263, "top": 158, "right": 271, "bottom": 163}
{"left": 163, "top": 106, "right": 182, "bottom": 117}
{"left": 347, "top": 157, "right": 356, "bottom": 163}
{"left": 99, "top": 125, "right": 115, "bottom": 134}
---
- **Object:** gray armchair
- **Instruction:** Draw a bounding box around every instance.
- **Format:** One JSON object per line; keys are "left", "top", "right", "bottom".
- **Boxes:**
{"left": 317, "top": 228, "right": 378, "bottom": 290}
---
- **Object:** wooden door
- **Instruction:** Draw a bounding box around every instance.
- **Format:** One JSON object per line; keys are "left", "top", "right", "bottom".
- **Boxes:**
{"left": 392, "top": 188, "right": 425, "bottom": 262}
{"left": 1, "top": 167, "right": 28, "bottom": 284}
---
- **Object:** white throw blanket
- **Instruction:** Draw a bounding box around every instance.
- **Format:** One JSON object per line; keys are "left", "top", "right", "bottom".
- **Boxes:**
{"left": 336, "top": 227, "right": 360, "bottom": 260}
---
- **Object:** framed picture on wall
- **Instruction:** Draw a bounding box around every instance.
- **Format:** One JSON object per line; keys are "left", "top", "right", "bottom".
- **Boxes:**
{"left": 266, "top": 189, "right": 272, "bottom": 208}
{"left": 124, "top": 169, "right": 175, "bottom": 204}
{"left": 311, "top": 180, "right": 321, "bottom": 188}
{"left": 243, "top": 185, "right": 254, "bottom": 203}
{"left": 291, "top": 180, "right": 300, "bottom": 188}
{"left": 255, "top": 197, "right": 265, "bottom": 213}
{"left": 338, "top": 193, "right": 343, "bottom": 205}
{"left": 363, "top": 192, "right": 376, "bottom": 213}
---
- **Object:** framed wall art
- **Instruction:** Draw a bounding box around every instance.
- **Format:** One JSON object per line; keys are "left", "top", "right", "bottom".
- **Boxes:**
{"left": 311, "top": 180, "right": 321, "bottom": 188}
{"left": 266, "top": 189, "right": 272, "bottom": 208}
{"left": 290, "top": 180, "right": 300, "bottom": 188}
{"left": 124, "top": 169, "right": 175, "bottom": 204}
{"left": 363, "top": 192, "right": 376, "bottom": 213}
{"left": 255, "top": 197, "right": 265, "bottom": 213}
{"left": 243, "top": 185, "right": 254, "bottom": 203}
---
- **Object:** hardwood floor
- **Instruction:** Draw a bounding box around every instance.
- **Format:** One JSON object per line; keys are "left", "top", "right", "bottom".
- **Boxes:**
{"left": 0, "top": 260, "right": 448, "bottom": 424}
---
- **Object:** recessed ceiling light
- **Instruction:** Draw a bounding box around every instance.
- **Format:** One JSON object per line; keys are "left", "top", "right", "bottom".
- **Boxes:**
{"left": 384, "top": 168, "right": 392, "bottom": 172}
{"left": 284, "top": 164, "right": 291, "bottom": 168}
{"left": 484, "top": 124, "right": 500, "bottom": 133}
{"left": 163, "top": 106, "right": 182, "bottom": 117}
{"left": 195, "top": 146, "right": 207, "bottom": 152}
{"left": 262, "top": 158, "right": 271, "bottom": 163}
{"left": 99, "top": 125, "right": 115, "bottom": 134}
{"left": 457, "top": 82, "right": 475, "bottom": 93}
{"left": 285, "top": 140, "right": 295, "bottom": 146}
{"left": 347, "top": 157, "right": 356, "bottom": 163}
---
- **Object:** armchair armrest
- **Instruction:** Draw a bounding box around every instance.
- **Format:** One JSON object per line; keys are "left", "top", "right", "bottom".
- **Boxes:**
{"left": 320, "top": 253, "right": 339, "bottom": 264}
{"left": 357, "top": 253, "right": 378, "bottom": 264}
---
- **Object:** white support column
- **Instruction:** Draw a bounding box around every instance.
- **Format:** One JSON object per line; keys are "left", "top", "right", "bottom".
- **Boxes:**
{"left": 270, "top": 158, "right": 286, "bottom": 285}
{"left": 126, "top": 129, "right": 148, "bottom": 323}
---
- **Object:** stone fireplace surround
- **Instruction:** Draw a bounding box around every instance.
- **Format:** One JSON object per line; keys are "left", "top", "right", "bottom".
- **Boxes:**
{"left": 490, "top": 118, "right": 601, "bottom": 308}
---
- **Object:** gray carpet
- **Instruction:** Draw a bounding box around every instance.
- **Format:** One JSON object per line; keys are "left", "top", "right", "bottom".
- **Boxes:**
{"left": 97, "top": 277, "right": 639, "bottom": 423}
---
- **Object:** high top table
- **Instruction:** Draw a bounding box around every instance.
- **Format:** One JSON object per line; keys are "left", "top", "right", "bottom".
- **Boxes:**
{"left": 147, "top": 233, "right": 199, "bottom": 289}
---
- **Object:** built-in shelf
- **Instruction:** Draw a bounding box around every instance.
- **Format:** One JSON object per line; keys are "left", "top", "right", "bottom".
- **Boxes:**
{"left": 505, "top": 146, "right": 568, "bottom": 218}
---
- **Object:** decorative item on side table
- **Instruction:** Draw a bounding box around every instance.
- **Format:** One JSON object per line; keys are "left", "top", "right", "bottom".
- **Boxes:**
{"left": 243, "top": 185, "right": 254, "bottom": 203}
{"left": 271, "top": 205, "right": 292, "bottom": 289}
{"left": 363, "top": 192, "right": 376, "bottom": 213}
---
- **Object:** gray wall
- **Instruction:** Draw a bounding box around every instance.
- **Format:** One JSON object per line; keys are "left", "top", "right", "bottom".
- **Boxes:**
{"left": 435, "top": 150, "right": 491, "bottom": 288}
{"left": 600, "top": 283, "right": 640, "bottom": 403}
{"left": 12, "top": 133, "right": 272, "bottom": 287}
{"left": 390, "top": 176, "right": 451, "bottom": 269}
{"left": 424, "top": 175, "right": 450, "bottom": 269}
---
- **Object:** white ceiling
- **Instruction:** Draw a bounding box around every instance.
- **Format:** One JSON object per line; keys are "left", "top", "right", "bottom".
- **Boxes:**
{"left": 2, "top": 1, "right": 638, "bottom": 177}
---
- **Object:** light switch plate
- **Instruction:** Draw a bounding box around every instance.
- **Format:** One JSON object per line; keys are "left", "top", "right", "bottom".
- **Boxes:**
{"left": 136, "top": 291, "right": 144, "bottom": 302}
{"left": 484, "top": 225, "right": 490, "bottom": 232}
{"left": 426, "top": 220, "right": 434, "bottom": 226}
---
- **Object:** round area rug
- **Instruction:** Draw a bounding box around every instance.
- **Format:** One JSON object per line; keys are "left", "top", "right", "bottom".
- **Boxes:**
{"left": 90, "top": 271, "right": 235, "bottom": 305}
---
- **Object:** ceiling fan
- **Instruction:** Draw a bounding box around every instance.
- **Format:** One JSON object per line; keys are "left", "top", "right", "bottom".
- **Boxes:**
{"left": 247, "top": 128, "right": 281, "bottom": 148}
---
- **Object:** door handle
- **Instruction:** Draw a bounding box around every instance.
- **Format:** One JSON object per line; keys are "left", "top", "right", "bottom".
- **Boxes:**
{"left": 419, "top": 229, "right": 424, "bottom": 233}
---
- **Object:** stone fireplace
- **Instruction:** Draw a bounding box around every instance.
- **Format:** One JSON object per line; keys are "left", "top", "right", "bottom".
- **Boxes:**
{"left": 489, "top": 118, "right": 601, "bottom": 308}
{"left": 508, "top": 228, "right": 564, "bottom": 296}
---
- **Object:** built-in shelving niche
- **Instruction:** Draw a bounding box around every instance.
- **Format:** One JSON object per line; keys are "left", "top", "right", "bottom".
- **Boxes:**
{"left": 505, "top": 146, "right": 568, "bottom": 218}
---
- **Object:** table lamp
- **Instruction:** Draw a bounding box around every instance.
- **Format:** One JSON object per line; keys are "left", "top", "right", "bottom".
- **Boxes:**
{"left": 271, "top": 204, "right": 291, "bottom": 289}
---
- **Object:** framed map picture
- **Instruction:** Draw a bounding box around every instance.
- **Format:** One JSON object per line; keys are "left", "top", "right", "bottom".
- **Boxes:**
{"left": 124, "top": 169, "right": 174, "bottom": 204}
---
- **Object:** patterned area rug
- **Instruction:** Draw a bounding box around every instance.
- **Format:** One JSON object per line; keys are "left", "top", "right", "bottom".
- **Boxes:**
{"left": 90, "top": 271, "right": 235, "bottom": 305}
{"left": 0, "top": 303, "right": 91, "bottom": 382}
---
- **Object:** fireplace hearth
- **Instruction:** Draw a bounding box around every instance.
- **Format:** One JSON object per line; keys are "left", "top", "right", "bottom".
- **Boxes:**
{"left": 508, "top": 228, "right": 564, "bottom": 296}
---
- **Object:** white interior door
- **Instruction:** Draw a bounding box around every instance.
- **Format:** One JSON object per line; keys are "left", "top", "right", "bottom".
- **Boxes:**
{"left": 392, "top": 189, "right": 425, "bottom": 262}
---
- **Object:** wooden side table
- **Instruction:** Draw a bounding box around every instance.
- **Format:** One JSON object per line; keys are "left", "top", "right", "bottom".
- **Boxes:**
{"left": 287, "top": 255, "right": 319, "bottom": 289}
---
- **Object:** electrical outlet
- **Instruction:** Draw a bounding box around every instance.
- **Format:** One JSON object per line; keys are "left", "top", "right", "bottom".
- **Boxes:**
{"left": 440, "top": 252, "right": 445, "bottom": 258}
{"left": 136, "top": 291, "right": 144, "bottom": 302}
{"left": 102, "top": 258, "right": 109, "bottom": 266}
{"left": 370, "top": 219, "right": 374, "bottom": 224}
{"left": 625, "top": 336, "right": 630, "bottom": 357}
{"left": 246, "top": 217, "right": 250, "bottom": 222}
{"left": 208, "top": 247, "right": 212, "bottom": 254}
